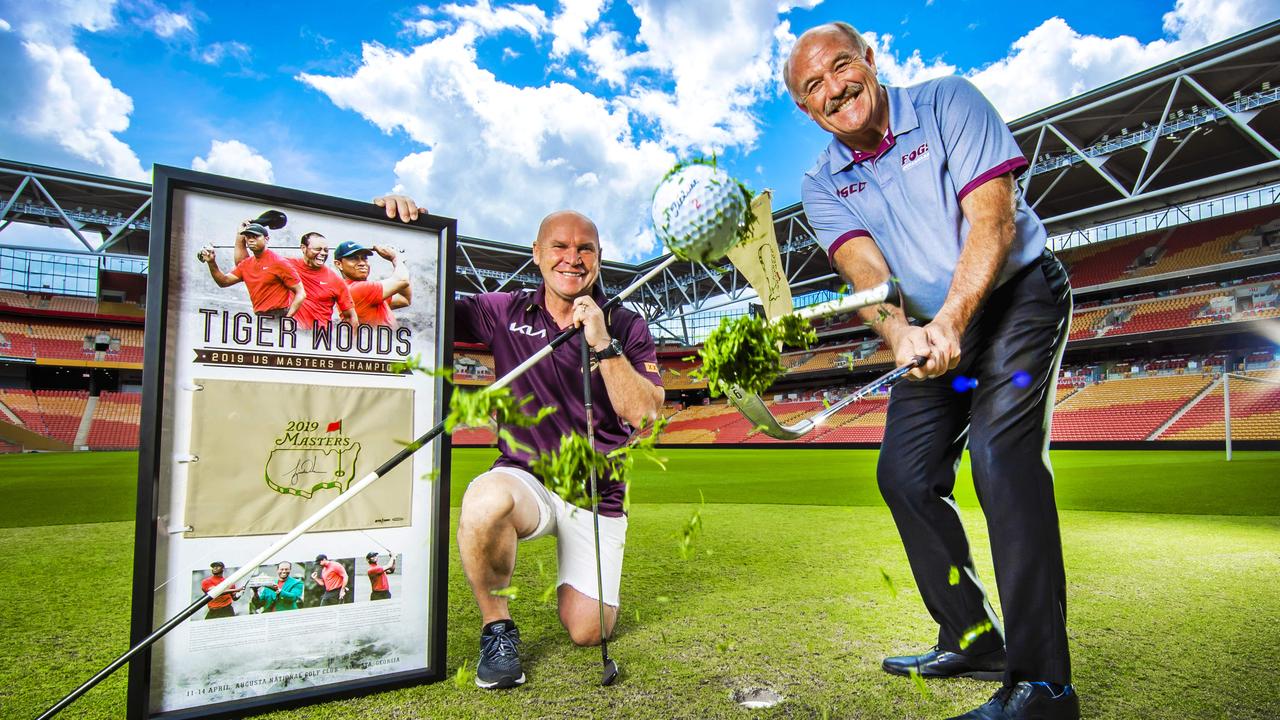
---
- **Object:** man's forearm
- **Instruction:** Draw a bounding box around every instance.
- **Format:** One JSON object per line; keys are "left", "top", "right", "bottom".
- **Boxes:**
{"left": 934, "top": 177, "right": 1018, "bottom": 331}
{"left": 858, "top": 302, "right": 911, "bottom": 346}
{"left": 597, "top": 357, "right": 662, "bottom": 428}
{"left": 286, "top": 288, "right": 306, "bottom": 318}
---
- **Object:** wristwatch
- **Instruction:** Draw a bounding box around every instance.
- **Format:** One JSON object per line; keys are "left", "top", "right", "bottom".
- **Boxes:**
{"left": 594, "top": 337, "right": 624, "bottom": 360}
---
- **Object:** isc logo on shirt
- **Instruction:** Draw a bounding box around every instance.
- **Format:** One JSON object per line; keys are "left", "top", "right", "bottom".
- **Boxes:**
{"left": 901, "top": 143, "right": 930, "bottom": 170}
{"left": 837, "top": 181, "right": 868, "bottom": 198}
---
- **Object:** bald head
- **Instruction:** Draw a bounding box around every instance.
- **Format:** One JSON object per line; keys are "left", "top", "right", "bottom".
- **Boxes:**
{"left": 535, "top": 210, "right": 599, "bottom": 249}
{"left": 532, "top": 209, "right": 602, "bottom": 303}
{"left": 784, "top": 22, "right": 869, "bottom": 103}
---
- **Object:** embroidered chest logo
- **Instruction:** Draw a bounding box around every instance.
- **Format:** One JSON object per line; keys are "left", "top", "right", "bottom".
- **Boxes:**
{"left": 837, "top": 181, "right": 868, "bottom": 198}
{"left": 509, "top": 322, "right": 547, "bottom": 339}
{"left": 901, "top": 142, "right": 930, "bottom": 171}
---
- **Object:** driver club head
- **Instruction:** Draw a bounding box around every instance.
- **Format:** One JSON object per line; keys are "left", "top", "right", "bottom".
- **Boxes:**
{"left": 601, "top": 657, "right": 619, "bottom": 686}
{"left": 253, "top": 209, "right": 288, "bottom": 230}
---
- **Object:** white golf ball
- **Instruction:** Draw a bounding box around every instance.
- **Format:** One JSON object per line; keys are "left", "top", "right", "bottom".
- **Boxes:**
{"left": 651, "top": 163, "right": 747, "bottom": 263}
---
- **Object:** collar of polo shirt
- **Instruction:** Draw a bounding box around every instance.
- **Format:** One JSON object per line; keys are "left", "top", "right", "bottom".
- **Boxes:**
{"left": 829, "top": 85, "right": 922, "bottom": 172}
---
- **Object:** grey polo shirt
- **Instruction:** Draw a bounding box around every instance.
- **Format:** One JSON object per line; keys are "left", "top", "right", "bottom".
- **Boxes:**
{"left": 801, "top": 76, "right": 1048, "bottom": 320}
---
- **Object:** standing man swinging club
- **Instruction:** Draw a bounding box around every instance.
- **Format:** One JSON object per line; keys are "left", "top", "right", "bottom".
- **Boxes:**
{"left": 787, "top": 22, "right": 1077, "bottom": 720}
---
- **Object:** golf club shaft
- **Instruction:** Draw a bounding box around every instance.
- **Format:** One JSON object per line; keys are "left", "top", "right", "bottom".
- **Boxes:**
{"left": 35, "top": 595, "right": 212, "bottom": 720}
{"left": 805, "top": 356, "right": 927, "bottom": 425}
{"left": 581, "top": 338, "right": 611, "bottom": 670}
{"left": 39, "top": 251, "right": 679, "bottom": 719}
{"left": 790, "top": 281, "right": 893, "bottom": 322}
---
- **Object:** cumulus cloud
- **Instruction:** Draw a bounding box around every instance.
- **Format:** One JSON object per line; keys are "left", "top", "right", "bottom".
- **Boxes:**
{"left": 0, "top": 0, "right": 147, "bottom": 180}
{"left": 303, "top": 0, "right": 1280, "bottom": 260}
{"left": 192, "top": 139, "right": 275, "bottom": 183}
{"left": 864, "top": 31, "right": 956, "bottom": 87}
{"left": 965, "top": 1, "right": 1280, "bottom": 118}
{"left": 301, "top": 32, "right": 673, "bottom": 261}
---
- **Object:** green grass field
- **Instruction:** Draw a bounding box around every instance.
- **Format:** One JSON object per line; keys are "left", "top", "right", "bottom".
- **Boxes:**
{"left": 2, "top": 448, "right": 1278, "bottom": 719}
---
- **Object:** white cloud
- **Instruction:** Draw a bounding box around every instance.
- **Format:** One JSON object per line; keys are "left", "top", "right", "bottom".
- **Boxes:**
{"left": 549, "top": 0, "right": 605, "bottom": 57}
{"left": 414, "top": 0, "right": 549, "bottom": 39}
{"left": 192, "top": 139, "right": 275, "bottom": 183}
{"left": 865, "top": 31, "right": 956, "bottom": 87}
{"left": 198, "top": 40, "right": 250, "bottom": 65}
{"left": 148, "top": 10, "right": 192, "bottom": 38}
{"left": 1162, "top": 0, "right": 1273, "bottom": 46}
{"left": 0, "top": 18, "right": 11, "bottom": 32}
{"left": 1, "top": 0, "right": 118, "bottom": 42}
{"left": 7, "top": 40, "right": 146, "bottom": 180}
{"left": 0, "top": 0, "right": 148, "bottom": 180}
{"left": 300, "top": 32, "right": 673, "bottom": 261}
{"left": 965, "top": 2, "right": 1280, "bottom": 119}
{"left": 405, "top": 18, "right": 446, "bottom": 38}
{"left": 614, "top": 0, "right": 792, "bottom": 151}
{"left": 300, "top": 0, "right": 910, "bottom": 258}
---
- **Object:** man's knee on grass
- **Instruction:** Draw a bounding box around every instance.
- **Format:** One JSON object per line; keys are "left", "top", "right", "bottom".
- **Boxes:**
{"left": 558, "top": 584, "right": 617, "bottom": 646}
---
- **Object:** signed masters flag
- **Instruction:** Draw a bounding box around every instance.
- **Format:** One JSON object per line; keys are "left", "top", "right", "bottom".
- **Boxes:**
{"left": 185, "top": 378, "right": 414, "bottom": 537}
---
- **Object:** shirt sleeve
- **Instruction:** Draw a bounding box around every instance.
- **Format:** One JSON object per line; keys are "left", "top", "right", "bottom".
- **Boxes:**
{"left": 351, "top": 281, "right": 382, "bottom": 305}
{"left": 454, "top": 293, "right": 501, "bottom": 345}
{"left": 273, "top": 259, "right": 301, "bottom": 286}
{"left": 933, "top": 76, "right": 1029, "bottom": 202}
{"left": 333, "top": 274, "right": 354, "bottom": 312}
{"left": 616, "top": 310, "right": 662, "bottom": 386}
{"left": 801, "top": 171, "right": 872, "bottom": 264}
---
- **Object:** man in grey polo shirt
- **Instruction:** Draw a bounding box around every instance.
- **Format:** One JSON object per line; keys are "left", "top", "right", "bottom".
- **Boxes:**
{"left": 375, "top": 197, "right": 664, "bottom": 690}
{"left": 787, "top": 23, "right": 1077, "bottom": 720}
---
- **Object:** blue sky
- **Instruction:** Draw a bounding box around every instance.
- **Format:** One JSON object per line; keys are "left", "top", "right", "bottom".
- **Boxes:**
{"left": 2, "top": 0, "right": 1278, "bottom": 261}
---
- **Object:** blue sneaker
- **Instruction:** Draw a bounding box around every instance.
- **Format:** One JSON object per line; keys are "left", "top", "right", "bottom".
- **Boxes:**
{"left": 476, "top": 620, "right": 525, "bottom": 689}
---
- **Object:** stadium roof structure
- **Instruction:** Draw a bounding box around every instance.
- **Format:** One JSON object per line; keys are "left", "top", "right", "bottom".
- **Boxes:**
{"left": 1, "top": 21, "right": 1278, "bottom": 344}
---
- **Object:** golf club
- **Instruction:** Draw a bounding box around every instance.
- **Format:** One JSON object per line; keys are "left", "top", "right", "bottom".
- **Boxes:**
{"left": 728, "top": 355, "right": 928, "bottom": 440}
{"left": 581, "top": 338, "right": 620, "bottom": 686}
{"left": 252, "top": 209, "right": 288, "bottom": 230}
{"left": 36, "top": 252, "right": 681, "bottom": 720}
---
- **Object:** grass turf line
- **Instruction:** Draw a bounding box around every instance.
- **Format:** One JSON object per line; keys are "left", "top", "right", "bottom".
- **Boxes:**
{"left": 4, "top": 449, "right": 1276, "bottom": 529}
{"left": 6, "top": 507, "right": 1279, "bottom": 719}
{"left": 4, "top": 449, "right": 1280, "bottom": 718}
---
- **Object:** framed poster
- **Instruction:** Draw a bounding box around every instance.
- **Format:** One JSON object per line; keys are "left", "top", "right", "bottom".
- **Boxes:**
{"left": 129, "top": 166, "right": 455, "bottom": 719}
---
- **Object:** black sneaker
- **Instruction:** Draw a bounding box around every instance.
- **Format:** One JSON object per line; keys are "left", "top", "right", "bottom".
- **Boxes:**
{"left": 948, "top": 681, "right": 1080, "bottom": 719}
{"left": 882, "top": 645, "right": 1006, "bottom": 682}
{"left": 476, "top": 619, "right": 525, "bottom": 689}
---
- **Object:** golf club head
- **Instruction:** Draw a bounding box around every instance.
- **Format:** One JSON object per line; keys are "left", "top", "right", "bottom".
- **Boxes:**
{"left": 601, "top": 657, "right": 619, "bottom": 686}
{"left": 253, "top": 209, "right": 288, "bottom": 229}
{"left": 726, "top": 384, "right": 809, "bottom": 440}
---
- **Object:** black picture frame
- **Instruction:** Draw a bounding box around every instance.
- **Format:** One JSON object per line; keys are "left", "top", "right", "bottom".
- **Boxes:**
{"left": 129, "top": 165, "right": 455, "bottom": 719}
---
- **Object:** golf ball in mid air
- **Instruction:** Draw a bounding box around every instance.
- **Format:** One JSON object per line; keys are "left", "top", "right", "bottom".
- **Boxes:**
{"left": 651, "top": 163, "right": 747, "bottom": 264}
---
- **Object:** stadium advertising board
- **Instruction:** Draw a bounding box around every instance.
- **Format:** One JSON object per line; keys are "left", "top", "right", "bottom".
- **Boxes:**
{"left": 130, "top": 167, "right": 454, "bottom": 719}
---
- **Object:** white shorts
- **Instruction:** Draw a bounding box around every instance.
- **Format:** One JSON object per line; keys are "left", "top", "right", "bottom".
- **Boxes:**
{"left": 486, "top": 466, "right": 627, "bottom": 607}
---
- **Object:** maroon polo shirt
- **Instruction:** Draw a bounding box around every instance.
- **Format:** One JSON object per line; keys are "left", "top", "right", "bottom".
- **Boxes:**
{"left": 455, "top": 283, "right": 662, "bottom": 517}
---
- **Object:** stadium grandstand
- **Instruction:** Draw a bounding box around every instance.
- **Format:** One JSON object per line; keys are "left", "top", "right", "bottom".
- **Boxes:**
{"left": 1, "top": 22, "right": 1278, "bottom": 453}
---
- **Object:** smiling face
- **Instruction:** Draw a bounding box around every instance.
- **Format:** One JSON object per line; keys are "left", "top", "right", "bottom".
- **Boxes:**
{"left": 788, "top": 25, "right": 887, "bottom": 152}
{"left": 300, "top": 234, "right": 330, "bottom": 268}
{"left": 276, "top": 562, "right": 292, "bottom": 580}
{"left": 532, "top": 211, "right": 601, "bottom": 304}
{"left": 335, "top": 252, "right": 372, "bottom": 281}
